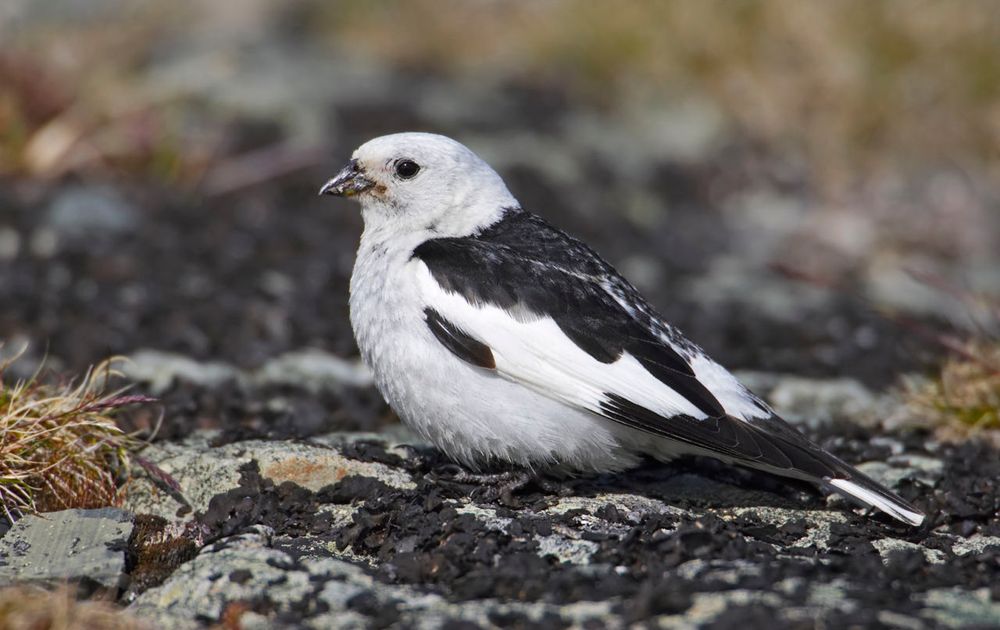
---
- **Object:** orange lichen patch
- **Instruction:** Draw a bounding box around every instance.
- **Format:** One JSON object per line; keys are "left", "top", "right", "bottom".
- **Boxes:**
{"left": 219, "top": 601, "right": 254, "bottom": 630}
{"left": 261, "top": 456, "right": 347, "bottom": 491}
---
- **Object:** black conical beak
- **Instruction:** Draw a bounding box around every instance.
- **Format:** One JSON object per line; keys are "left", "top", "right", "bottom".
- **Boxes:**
{"left": 318, "top": 159, "right": 375, "bottom": 197}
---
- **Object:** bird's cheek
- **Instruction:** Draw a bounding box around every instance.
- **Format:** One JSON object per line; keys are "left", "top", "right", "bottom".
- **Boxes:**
{"left": 356, "top": 175, "right": 385, "bottom": 199}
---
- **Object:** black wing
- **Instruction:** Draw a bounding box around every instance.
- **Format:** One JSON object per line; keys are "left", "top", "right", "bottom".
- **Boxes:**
{"left": 600, "top": 393, "right": 921, "bottom": 522}
{"left": 413, "top": 209, "right": 725, "bottom": 418}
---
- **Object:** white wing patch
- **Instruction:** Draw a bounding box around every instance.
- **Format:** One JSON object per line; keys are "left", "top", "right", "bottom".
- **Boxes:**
{"left": 413, "top": 260, "right": 768, "bottom": 423}
{"left": 687, "top": 354, "right": 772, "bottom": 421}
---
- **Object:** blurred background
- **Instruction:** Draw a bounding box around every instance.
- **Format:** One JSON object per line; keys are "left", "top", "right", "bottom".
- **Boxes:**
{"left": 1, "top": 0, "right": 998, "bottom": 388}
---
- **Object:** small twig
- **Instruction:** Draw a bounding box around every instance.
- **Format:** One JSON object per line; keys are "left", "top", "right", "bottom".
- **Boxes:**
{"left": 133, "top": 454, "right": 182, "bottom": 494}
{"left": 888, "top": 312, "right": 1000, "bottom": 375}
{"left": 202, "top": 142, "right": 326, "bottom": 197}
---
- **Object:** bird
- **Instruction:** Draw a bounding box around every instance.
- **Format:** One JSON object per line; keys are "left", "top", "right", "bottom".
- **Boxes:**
{"left": 319, "top": 132, "right": 925, "bottom": 526}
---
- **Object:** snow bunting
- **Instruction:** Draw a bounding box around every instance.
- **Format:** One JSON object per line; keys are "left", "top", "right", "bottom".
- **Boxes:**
{"left": 320, "top": 132, "right": 924, "bottom": 526}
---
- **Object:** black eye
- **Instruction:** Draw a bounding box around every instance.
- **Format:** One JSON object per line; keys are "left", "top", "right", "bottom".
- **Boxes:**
{"left": 395, "top": 159, "right": 420, "bottom": 179}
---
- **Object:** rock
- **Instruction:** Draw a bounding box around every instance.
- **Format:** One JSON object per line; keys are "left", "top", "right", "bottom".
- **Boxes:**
{"left": 117, "top": 422, "right": 1000, "bottom": 627}
{"left": 922, "top": 587, "right": 1000, "bottom": 629}
{"left": 951, "top": 534, "right": 1000, "bottom": 557}
{"left": 250, "top": 349, "right": 373, "bottom": 391}
{"left": 124, "top": 350, "right": 238, "bottom": 395}
{"left": 0, "top": 226, "right": 20, "bottom": 261}
{"left": 46, "top": 185, "right": 138, "bottom": 240}
{"left": 130, "top": 531, "right": 621, "bottom": 629}
{"left": 121, "top": 348, "right": 372, "bottom": 396}
{"left": 0, "top": 399, "right": 989, "bottom": 629}
{"left": 0, "top": 508, "right": 134, "bottom": 590}
{"left": 872, "top": 537, "right": 947, "bottom": 565}
{"left": 736, "top": 372, "right": 884, "bottom": 429}
{"left": 124, "top": 432, "right": 415, "bottom": 522}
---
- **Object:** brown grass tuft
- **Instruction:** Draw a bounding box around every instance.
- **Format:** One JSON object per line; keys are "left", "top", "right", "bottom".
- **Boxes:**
{"left": 0, "top": 584, "right": 147, "bottom": 630}
{"left": 0, "top": 353, "right": 152, "bottom": 522}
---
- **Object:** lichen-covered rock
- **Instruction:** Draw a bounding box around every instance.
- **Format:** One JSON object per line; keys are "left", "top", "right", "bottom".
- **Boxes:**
{"left": 130, "top": 527, "right": 622, "bottom": 629}
{"left": 114, "top": 425, "right": 1000, "bottom": 629}
{"left": 122, "top": 348, "right": 372, "bottom": 396}
{"left": 124, "top": 433, "right": 415, "bottom": 522}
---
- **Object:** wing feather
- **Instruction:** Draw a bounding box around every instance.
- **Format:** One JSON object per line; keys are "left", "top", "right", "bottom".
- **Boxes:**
{"left": 409, "top": 214, "right": 924, "bottom": 525}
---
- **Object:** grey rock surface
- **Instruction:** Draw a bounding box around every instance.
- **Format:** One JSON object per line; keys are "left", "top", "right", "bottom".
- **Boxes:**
{"left": 114, "top": 415, "right": 1000, "bottom": 629}
{"left": 130, "top": 529, "right": 619, "bottom": 630}
{"left": 0, "top": 508, "right": 134, "bottom": 589}
{"left": 46, "top": 185, "right": 138, "bottom": 240}
{"left": 122, "top": 348, "right": 372, "bottom": 396}
{"left": 124, "top": 433, "right": 414, "bottom": 522}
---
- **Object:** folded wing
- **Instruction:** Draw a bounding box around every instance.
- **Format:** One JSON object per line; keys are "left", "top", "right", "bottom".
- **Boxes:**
{"left": 411, "top": 223, "right": 924, "bottom": 526}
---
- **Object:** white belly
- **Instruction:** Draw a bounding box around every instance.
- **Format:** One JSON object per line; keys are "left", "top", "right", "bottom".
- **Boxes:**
{"left": 348, "top": 234, "right": 642, "bottom": 474}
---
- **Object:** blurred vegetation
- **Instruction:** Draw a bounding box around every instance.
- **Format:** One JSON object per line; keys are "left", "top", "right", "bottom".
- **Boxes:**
{"left": 902, "top": 287, "right": 1000, "bottom": 444}
{"left": 1, "top": 0, "right": 997, "bottom": 195}
{"left": 0, "top": 5, "right": 209, "bottom": 182}
{"left": 0, "top": 584, "right": 146, "bottom": 630}
{"left": 326, "top": 0, "right": 1000, "bottom": 193}
{"left": 915, "top": 343, "right": 999, "bottom": 425}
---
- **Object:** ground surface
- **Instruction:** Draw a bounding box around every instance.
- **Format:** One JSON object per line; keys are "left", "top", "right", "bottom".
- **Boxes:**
{"left": 115, "top": 409, "right": 1000, "bottom": 629}
{"left": 2, "top": 2, "right": 1000, "bottom": 628}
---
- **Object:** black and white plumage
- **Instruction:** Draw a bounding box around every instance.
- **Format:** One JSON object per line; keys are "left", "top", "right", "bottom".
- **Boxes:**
{"left": 320, "top": 132, "right": 925, "bottom": 526}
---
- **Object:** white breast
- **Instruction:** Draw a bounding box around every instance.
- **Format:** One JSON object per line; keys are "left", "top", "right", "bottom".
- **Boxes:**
{"left": 348, "top": 230, "right": 643, "bottom": 473}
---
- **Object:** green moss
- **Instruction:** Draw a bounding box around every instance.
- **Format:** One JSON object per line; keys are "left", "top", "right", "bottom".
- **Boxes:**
{"left": 909, "top": 342, "right": 1000, "bottom": 438}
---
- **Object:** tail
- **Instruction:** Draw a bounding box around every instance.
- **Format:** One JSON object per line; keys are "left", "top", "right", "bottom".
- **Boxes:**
{"left": 825, "top": 475, "right": 925, "bottom": 526}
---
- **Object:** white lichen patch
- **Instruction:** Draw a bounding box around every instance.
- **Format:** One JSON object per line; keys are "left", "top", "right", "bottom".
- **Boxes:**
{"left": 455, "top": 503, "right": 513, "bottom": 532}
{"left": 951, "top": 534, "right": 1000, "bottom": 557}
{"left": 719, "top": 505, "right": 848, "bottom": 551}
{"left": 314, "top": 504, "right": 359, "bottom": 530}
{"left": 857, "top": 456, "right": 945, "bottom": 490}
{"left": 124, "top": 437, "right": 249, "bottom": 520}
{"left": 805, "top": 579, "right": 858, "bottom": 614}
{"left": 540, "top": 493, "right": 686, "bottom": 521}
{"left": 123, "top": 348, "right": 373, "bottom": 395}
{"left": 536, "top": 535, "right": 598, "bottom": 565}
{"left": 872, "top": 538, "right": 947, "bottom": 565}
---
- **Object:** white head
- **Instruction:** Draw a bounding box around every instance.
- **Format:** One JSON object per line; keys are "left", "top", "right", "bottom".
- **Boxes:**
{"left": 319, "top": 133, "right": 518, "bottom": 238}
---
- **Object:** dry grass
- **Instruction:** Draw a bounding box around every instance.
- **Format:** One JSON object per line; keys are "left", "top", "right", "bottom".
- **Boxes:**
{"left": 899, "top": 282, "right": 1000, "bottom": 444}
{"left": 0, "top": 354, "right": 151, "bottom": 522}
{"left": 326, "top": 0, "right": 1000, "bottom": 192}
{"left": 906, "top": 341, "right": 1000, "bottom": 445}
{"left": 0, "top": 6, "right": 210, "bottom": 182}
{"left": 0, "top": 584, "right": 146, "bottom": 630}
{"left": 4, "top": 1, "right": 997, "bottom": 193}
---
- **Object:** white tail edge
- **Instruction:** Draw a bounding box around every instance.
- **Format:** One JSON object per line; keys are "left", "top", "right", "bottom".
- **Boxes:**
{"left": 828, "top": 478, "right": 925, "bottom": 526}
